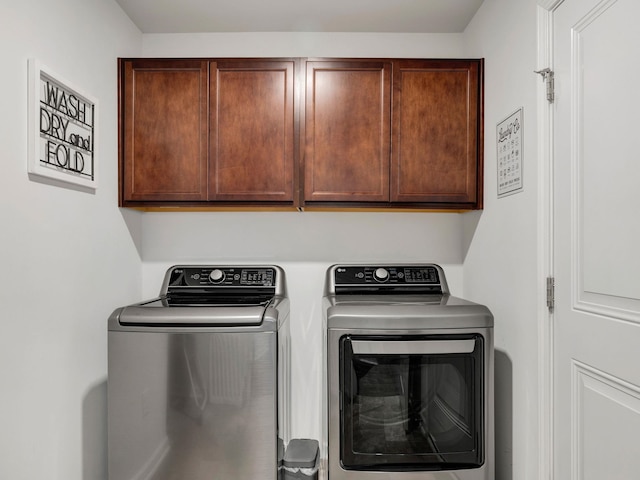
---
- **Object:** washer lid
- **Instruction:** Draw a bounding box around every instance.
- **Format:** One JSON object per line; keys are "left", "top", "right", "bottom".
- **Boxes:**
{"left": 116, "top": 301, "right": 269, "bottom": 327}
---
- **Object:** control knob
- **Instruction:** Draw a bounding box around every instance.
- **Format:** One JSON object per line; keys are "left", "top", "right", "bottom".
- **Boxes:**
{"left": 374, "top": 267, "right": 389, "bottom": 282}
{"left": 209, "top": 269, "right": 225, "bottom": 284}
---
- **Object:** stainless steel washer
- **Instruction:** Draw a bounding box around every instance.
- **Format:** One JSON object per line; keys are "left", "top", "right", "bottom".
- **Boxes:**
{"left": 108, "top": 265, "right": 290, "bottom": 480}
{"left": 323, "top": 264, "right": 493, "bottom": 480}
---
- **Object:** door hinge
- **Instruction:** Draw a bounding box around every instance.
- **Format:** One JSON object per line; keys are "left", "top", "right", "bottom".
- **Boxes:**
{"left": 535, "top": 68, "right": 555, "bottom": 103}
{"left": 546, "top": 276, "right": 555, "bottom": 310}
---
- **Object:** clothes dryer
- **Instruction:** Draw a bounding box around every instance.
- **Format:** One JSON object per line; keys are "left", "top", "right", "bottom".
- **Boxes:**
{"left": 323, "top": 264, "right": 493, "bottom": 480}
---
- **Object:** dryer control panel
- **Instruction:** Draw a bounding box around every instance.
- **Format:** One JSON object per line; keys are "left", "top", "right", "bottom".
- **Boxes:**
{"left": 331, "top": 265, "right": 447, "bottom": 295}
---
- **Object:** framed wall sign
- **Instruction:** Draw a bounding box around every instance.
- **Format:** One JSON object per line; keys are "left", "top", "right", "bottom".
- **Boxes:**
{"left": 28, "top": 59, "right": 98, "bottom": 190}
{"left": 497, "top": 107, "right": 523, "bottom": 198}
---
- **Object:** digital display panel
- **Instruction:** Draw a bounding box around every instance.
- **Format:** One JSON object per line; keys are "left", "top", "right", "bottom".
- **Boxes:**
{"left": 403, "top": 267, "right": 439, "bottom": 283}
{"left": 241, "top": 269, "right": 274, "bottom": 286}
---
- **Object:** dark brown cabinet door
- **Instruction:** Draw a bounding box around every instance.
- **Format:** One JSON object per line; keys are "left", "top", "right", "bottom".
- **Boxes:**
{"left": 210, "top": 60, "right": 296, "bottom": 202}
{"left": 391, "top": 60, "right": 482, "bottom": 206}
{"left": 121, "top": 60, "right": 208, "bottom": 203}
{"left": 304, "top": 60, "right": 392, "bottom": 203}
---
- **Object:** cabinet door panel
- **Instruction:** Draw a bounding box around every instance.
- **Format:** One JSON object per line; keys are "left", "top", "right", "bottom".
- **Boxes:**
{"left": 210, "top": 60, "right": 295, "bottom": 202}
{"left": 392, "top": 60, "right": 481, "bottom": 205}
{"left": 122, "top": 60, "right": 208, "bottom": 202}
{"left": 304, "top": 61, "right": 391, "bottom": 202}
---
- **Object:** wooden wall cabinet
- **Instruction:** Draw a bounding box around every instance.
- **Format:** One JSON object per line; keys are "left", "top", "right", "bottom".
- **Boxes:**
{"left": 303, "top": 58, "right": 483, "bottom": 209}
{"left": 391, "top": 60, "right": 482, "bottom": 207}
{"left": 119, "top": 57, "right": 483, "bottom": 210}
{"left": 119, "top": 58, "right": 297, "bottom": 207}
{"left": 121, "top": 60, "right": 209, "bottom": 202}
{"left": 304, "top": 60, "right": 392, "bottom": 203}
{"left": 210, "top": 60, "right": 296, "bottom": 203}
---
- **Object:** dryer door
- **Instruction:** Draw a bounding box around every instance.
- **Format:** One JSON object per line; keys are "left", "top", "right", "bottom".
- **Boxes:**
{"left": 340, "top": 334, "right": 484, "bottom": 471}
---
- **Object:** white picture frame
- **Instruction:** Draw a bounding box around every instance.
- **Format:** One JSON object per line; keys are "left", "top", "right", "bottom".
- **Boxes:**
{"left": 496, "top": 107, "right": 523, "bottom": 198}
{"left": 28, "top": 58, "right": 98, "bottom": 191}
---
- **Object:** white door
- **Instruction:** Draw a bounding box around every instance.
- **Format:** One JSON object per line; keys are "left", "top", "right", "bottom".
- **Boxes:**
{"left": 553, "top": 0, "right": 640, "bottom": 479}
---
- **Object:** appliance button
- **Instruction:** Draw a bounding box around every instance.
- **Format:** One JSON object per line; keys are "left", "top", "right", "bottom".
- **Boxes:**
{"left": 209, "top": 269, "right": 225, "bottom": 284}
{"left": 374, "top": 268, "right": 389, "bottom": 282}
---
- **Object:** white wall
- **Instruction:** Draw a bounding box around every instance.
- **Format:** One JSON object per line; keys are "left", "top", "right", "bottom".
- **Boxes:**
{"left": 141, "top": 31, "right": 466, "bottom": 58}
{"left": 463, "top": 1, "right": 542, "bottom": 479}
{"left": 139, "top": 29, "right": 471, "bottom": 446}
{"left": 0, "top": 1, "right": 142, "bottom": 479}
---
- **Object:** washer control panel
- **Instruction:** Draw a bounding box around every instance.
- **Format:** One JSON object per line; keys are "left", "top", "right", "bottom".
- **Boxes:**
{"left": 167, "top": 266, "right": 276, "bottom": 288}
{"left": 334, "top": 265, "right": 440, "bottom": 285}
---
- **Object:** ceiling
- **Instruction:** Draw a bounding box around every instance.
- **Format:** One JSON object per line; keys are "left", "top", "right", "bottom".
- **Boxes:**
{"left": 114, "top": 0, "right": 485, "bottom": 34}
